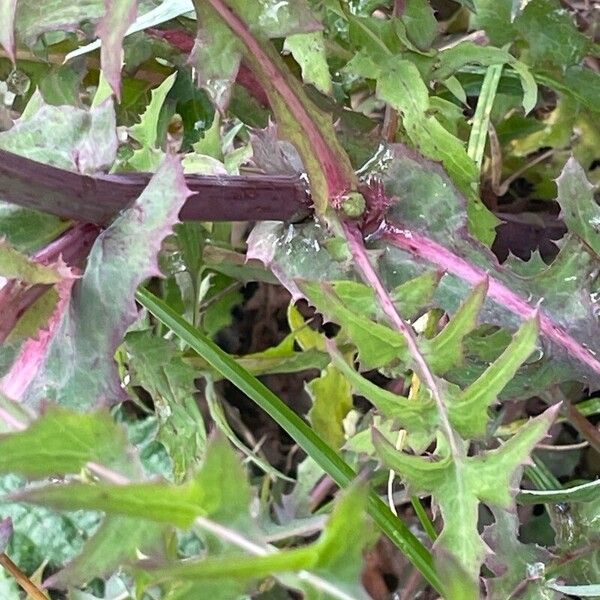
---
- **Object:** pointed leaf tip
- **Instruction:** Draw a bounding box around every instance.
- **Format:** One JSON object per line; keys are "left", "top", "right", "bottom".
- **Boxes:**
{"left": 0, "top": 0, "right": 17, "bottom": 64}
{"left": 97, "top": 0, "right": 138, "bottom": 100}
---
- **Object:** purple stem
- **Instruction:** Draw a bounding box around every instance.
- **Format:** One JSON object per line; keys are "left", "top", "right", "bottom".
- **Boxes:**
{"left": 0, "top": 149, "right": 309, "bottom": 226}
{"left": 382, "top": 224, "right": 600, "bottom": 379}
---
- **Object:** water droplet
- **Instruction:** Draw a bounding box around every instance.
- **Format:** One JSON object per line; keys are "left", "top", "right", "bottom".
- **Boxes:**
{"left": 526, "top": 562, "right": 545, "bottom": 579}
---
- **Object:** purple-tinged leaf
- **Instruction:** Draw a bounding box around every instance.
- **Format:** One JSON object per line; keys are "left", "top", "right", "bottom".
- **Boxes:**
{"left": 96, "top": 0, "right": 138, "bottom": 100}
{"left": 0, "top": 276, "right": 76, "bottom": 401}
{"left": 0, "top": 0, "right": 17, "bottom": 63}
{"left": 0, "top": 224, "right": 99, "bottom": 346}
{"left": 374, "top": 146, "right": 600, "bottom": 384}
{"left": 0, "top": 518, "right": 12, "bottom": 554}
{"left": 0, "top": 99, "right": 117, "bottom": 174}
{"left": 248, "top": 147, "right": 600, "bottom": 389}
{"left": 6, "top": 155, "right": 190, "bottom": 410}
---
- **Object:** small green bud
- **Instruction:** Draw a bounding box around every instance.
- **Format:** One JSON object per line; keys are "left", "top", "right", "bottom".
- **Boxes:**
{"left": 324, "top": 237, "right": 352, "bottom": 262}
{"left": 340, "top": 192, "right": 366, "bottom": 219}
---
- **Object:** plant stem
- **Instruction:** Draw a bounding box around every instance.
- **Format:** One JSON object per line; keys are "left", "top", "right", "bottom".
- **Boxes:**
{"left": 0, "top": 148, "right": 309, "bottom": 226}
{"left": 0, "top": 554, "right": 47, "bottom": 600}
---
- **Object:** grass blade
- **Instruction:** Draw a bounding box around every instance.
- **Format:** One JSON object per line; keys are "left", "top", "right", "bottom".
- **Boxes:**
{"left": 136, "top": 287, "right": 442, "bottom": 593}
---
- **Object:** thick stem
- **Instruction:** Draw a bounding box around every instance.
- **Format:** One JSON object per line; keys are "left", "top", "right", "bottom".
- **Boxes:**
{"left": 0, "top": 149, "right": 309, "bottom": 226}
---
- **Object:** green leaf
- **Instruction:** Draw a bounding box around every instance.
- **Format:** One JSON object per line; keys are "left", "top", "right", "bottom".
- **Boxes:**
{"left": 14, "top": 0, "right": 104, "bottom": 47}
{"left": 431, "top": 42, "right": 537, "bottom": 114}
{"left": 368, "top": 57, "right": 498, "bottom": 244}
{"left": 204, "top": 378, "right": 292, "bottom": 481}
{"left": 0, "top": 567, "right": 19, "bottom": 599}
{"left": 0, "top": 98, "right": 117, "bottom": 173}
{"left": 518, "top": 479, "right": 600, "bottom": 505}
{"left": 201, "top": 273, "right": 243, "bottom": 337}
{"left": 96, "top": 0, "right": 138, "bottom": 100}
{"left": 0, "top": 205, "right": 69, "bottom": 254}
{"left": 548, "top": 494, "right": 600, "bottom": 586}
{"left": 473, "top": 0, "right": 590, "bottom": 68}
{"left": 125, "top": 330, "right": 207, "bottom": 483}
{"left": 450, "top": 316, "right": 539, "bottom": 438}
{"left": 537, "top": 66, "right": 600, "bottom": 115}
{"left": 284, "top": 31, "right": 332, "bottom": 96}
{"left": 328, "top": 344, "right": 437, "bottom": 440}
{"left": 11, "top": 433, "right": 253, "bottom": 530}
{"left": 287, "top": 303, "right": 326, "bottom": 351}
{"left": 0, "top": 474, "right": 100, "bottom": 574}
{"left": 45, "top": 515, "right": 165, "bottom": 590}
{"left": 308, "top": 482, "right": 373, "bottom": 598}
{"left": 12, "top": 156, "right": 189, "bottom": 410}
{"left": 546, "top": 583, "right": 600, "bottom": 597}
{"left": 556, "top": 157, "right": 600, "bottom": 259}
{"left": 400, "top": 0, "right": 437, "bottom": 51}
{"left": 300, "top": 281, "right": 408, "bottom": 370}
{"left": 483, "top": 508, "right": 552, "bottom": 600}
{"left": 374, "top": 406, "right": 558, "bottom": 594}
{"left": 139, "top": 484, "right": 372, "bottom": 600}
{"left": 136, "top": 287, "right": 442, "bottom": 593}
{"left": 424, "top": 280, "right": 487, "bottom": 374}
{"left": 330, "top": 273, "right": 440, "bottom": 323}
{"left": 128, "top": 72, "right": 177, "bottom": 171}
{"left": 515, "top": 0, "right": 590, "bottom": 67}
{"left": 307, "top": 363, "right": 353, "bottom": 450}
{"left": 0, "top": 239, "right": 65, "bottom": 284}
{"left": 0, "top": 407, "right": 136, "bottom": 478}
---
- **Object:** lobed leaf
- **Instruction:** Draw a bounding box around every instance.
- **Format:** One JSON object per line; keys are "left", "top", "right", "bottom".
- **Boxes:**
{"left": 374, "top": 405, "right": 559, "bottom": 595}
{"left": 128, "top": 72, "right": 177, "bottom": 171}
{"left": 10, "top": 433, "right": 254, "bottom": 529}
{"left": 125, "top": 330, "right": 206, "bottom": 483}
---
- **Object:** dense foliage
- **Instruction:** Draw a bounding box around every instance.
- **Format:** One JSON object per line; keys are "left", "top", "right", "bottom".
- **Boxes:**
{"left": 0, "top": 0, "right": 599, "bottom": 598}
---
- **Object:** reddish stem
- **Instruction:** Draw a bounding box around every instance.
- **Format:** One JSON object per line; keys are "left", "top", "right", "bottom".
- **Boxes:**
{"left": 382, "top": 224, "right": 600, "bottom": 379}
{"left": 204, "top": 0, "right": 354, "bottom": 200}
{"left": 0, "top": 149, "right": 309, "bottom": 226}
